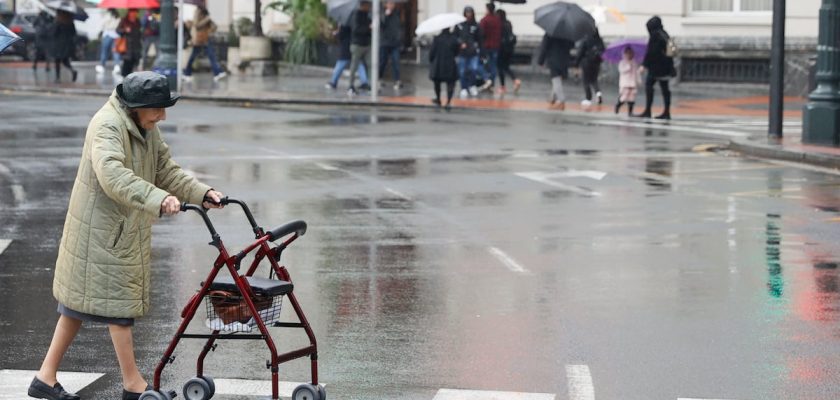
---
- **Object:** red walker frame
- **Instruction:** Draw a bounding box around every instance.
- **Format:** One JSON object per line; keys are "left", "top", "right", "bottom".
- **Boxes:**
{"left": 149, "top": 197, "right": 319, "bottom": 400}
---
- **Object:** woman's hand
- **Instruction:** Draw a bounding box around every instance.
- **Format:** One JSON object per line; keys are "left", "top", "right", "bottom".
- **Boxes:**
{"left": 203, "top": 190, "right": 225, "bottom": 209}
{"left": 160, "top": 195, "right": 181, "bottom": 216}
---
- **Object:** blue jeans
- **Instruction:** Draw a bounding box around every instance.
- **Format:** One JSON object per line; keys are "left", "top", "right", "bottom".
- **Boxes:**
{"left": 185, "top": 43, "right": 222, "bottom": 76}
{"left": 329, "top": 58, "right": 368, "bottom": 87}
{"left": 457, "top": 55, "right": 481, "bottom": 90}
{"left": 378, "top": 45, "right": 400, "bottom": 81}
{"left": 483, "top": 49, "right": 498, "bottom": 85}
{"left": 99, "top": 36, "right": 121, "bottom": 67}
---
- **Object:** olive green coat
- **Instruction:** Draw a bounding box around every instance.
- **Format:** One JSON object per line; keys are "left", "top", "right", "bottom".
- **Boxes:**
{"left": 53, "top": 90, "right": 211, "bottom": 318}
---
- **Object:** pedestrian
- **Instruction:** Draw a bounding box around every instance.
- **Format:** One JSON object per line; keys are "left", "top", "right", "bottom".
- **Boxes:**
{"left": 141, "top": 8, "right": 161, "bottom": 70}
{"left": 50, "top": 10, "right": 77, "bottom": 83}
{"left": 183, "top": 6, "right": 226, "bottom": 82}
{"left": 496, "top": 9, "right": 520, "bottom": 95}
{"left": 428, "top": 27, "right": 459, "bottom": 111}
{"left": 576, "top": 28, "right": 605, "bottom": 108}
{"left": 453, "top": 6, "right": 482, "bottom": 98}
{"left": 537, "top": 34, "right": 573, "bottom": 110}
{"left": 478, "top": 2, "right": 501, "bottom": 92}
{"left": 636, "top": 16, "right": 676, "bottom": 120}
{"left": 117, "top": 9, "right": 142, "bottom": 77}
{"left": 32, "top": 11, "right": 54, "bottom": 72}
{"left": 348, "top": 0, "right": 373, "bottom": 95}
{"left": 96, "top": 9, "right": 122, "bottom": 75}
{"left": 325, "top": 25, "right": 369, "bottom": 90}
{"left": 378, "top": 1, "right": 403, "bottom": 90}
{"left": 26, "top": 71, "right": 224, "bottom": 400}
{"left": 615, "top": 45, "right": 640, "bottom": 116}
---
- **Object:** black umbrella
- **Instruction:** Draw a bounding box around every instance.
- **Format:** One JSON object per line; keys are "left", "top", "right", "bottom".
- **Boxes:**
{"left": 327, "top": 0, "right": 358, "bottom": 26}
{"left": 534, "top": 1, "right": 596, "bottom": 42}
{"left": 0, "top": 22, "right": 22, "bottom": 54}
{"left": 46, "top": 0, "right": 89, "bottom": 21}
{"left": 495, "top": 0, "right": 526, "bottom": 4}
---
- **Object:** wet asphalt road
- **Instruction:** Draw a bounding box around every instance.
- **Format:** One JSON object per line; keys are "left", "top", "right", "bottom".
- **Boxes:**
{"left": 2, "top": 93, "right": 840, "bottom": 400}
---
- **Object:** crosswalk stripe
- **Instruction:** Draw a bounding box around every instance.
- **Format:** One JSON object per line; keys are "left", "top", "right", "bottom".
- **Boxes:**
{"left": 0, "top": 370, "right": 104, "bottom": 399}
{"left": 213, "top": 378, "right": 323, "bottom": 397}
{"left": 0, "top": 239, "right": 10, "bottom": 256}
{"left": 566, "top": 365, "right": 595, "bottom": 400}
{"left": 432, "top": 388, "right": 555, "bottom": 400}
{"left": 678, "top": 398, "right": 740, "bottom": 400}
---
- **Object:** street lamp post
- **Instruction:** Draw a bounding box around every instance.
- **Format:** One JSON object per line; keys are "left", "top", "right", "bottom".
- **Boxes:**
{"left": 154, "top": 0, "right": 178, "bottom": 90}
{"left": 768, "top": 0, "right": 785, "bottom": 139}
{"left": 803, "top": 0, "right": 840, "bottom": 146}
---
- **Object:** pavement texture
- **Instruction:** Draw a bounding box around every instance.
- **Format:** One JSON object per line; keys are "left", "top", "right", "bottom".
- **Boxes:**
{"left": 3, "top": 92, "right": 840, "bottom": 399}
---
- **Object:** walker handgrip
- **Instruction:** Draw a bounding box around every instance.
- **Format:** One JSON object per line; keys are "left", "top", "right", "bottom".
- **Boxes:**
{"left": 181, "top": 203, "right": 219, "bottom": 238}
{"left": 267, "top": 220, "right": 307, "bottom": 241}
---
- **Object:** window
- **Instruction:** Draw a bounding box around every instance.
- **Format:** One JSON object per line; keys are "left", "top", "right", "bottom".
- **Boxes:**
{"left": 692, "top": 0, "right": 772, "bottom": 12}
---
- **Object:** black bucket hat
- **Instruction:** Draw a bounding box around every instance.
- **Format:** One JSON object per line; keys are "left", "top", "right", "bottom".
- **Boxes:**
{"left": 116, "top": 71, "right": 179, "bottom": 108}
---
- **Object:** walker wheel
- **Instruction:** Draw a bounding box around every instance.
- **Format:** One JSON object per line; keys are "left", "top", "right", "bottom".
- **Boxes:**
{"left": 138, "top": 391, "right": 169, "bottom": 400}
{"left": 317, "top": 384, "right": 326, "bottom": 400}
{"left": 183, "top": 377, "right": 212, "bottom": 400}
{"left": 292, "top": 383, "right": 321, "bottom": 400}
{"left": 200, "top": 375, "right": 215, "bottom": 397}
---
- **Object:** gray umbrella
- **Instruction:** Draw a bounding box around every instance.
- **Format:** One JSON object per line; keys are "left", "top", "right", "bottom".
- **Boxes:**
{"left": 534, "top": 1, "right": 596, "bottom": 42}
{"left": 46, "top": 0, "right": 89, "bottom": 21}
{"left": 0, "top": 22, "right": 22, "bottom": 54}
{"left": 327, "top": 0, "right": 407, "bottom": 26}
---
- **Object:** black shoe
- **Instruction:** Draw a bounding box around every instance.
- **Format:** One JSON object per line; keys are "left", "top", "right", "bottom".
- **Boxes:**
{"left": 122, "top": 385, "right": 153, "bottom": 400}
{"left": 614, "top": 101, "right": 624, "bottom": 114}
{"left": 71, "top": 70, "right": 78, "bottom": 83}
{"left": 27, "top": 377, "right": 80, "bottom": 400}
{"left": 359, "top": 83, "right": 371, "bottom": 91}
{"left": 655, "top": 111, "right": 671, "bottom": 120}
{"left": 347, "top": 87, "right": 357, "bottom": 95}
{"left": 444, "top": 104, "right": 452, "bottom": 112}
{"left": 431, "top": 98, "right": 441, "bottom": 107}
{"left": 634, "top": 110, "right": 652, "bottom": 118}
{"left": 627, "top": 102, "right": 635, "bottom": 116}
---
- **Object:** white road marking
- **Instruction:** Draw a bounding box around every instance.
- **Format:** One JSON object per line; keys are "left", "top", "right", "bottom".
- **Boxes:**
{"left": 566, "top": 365, "right": 595, "bottom": 400}
{"left": 385, "top": 187, "right": 412, "bottom": 200}
{"left": 433, "top": 388, "right": 555, "bottom": 400}
{"left": 678, "top": 398, "right": 740, "bottom": 400}
{"left": 548, "top": 170, "right": 608, "bottom": 180}
{"left": 315, "top": 162, "right": 340, "bottom": 171}
{"left": 212, "top": 378, "right": 322, "bottom": 397}
{"left": 487, "top": 246, "right": 528, "bottom": 274}
{"left": 0, "top": 370, "right": 104, "bottom": 399}
{"left": 0, "top": 239, "right": 11, "bottom": 256}
{"left": 590, "top": 119, "right": 751, "bottom": 138}
{"left": 11, "top": 184, "right": 25, "bottom": 203}
{"left": 515, "top": 172, "right": 601, "bottom": 197}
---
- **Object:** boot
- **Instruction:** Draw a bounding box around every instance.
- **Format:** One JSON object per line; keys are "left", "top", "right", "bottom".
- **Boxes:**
{"left": 627, "top": 102, "right": 635, "bottom": 116}
{"left": 655, "top": 110, "right": 671, "bottom": 120}
{"left": 615, "top": 101, "right": 624, "bottom": 114}
{"left": 634, "top": 109, "right": 651, "bottom": 118}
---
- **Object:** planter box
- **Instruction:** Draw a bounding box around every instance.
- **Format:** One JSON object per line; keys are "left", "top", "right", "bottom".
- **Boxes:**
{"left": 240, "top": 36, "right": 272, "bottom": 61}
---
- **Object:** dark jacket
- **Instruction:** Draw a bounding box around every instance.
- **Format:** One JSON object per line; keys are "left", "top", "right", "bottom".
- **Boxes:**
{"left": 576, "top": 32, "right": 604, "bottom": 69}
{"left": 34, "top": 12, "right": 54, "bottom": 47}
{"left": 500, "top": 20, "right": 516, "bottom": 54}
{"left": 479, "top": 13, "right": 502, "bottom": 50}
{"left": 454, "top": 11, "right": 481, "bottom": 57}
{"left": 642, "top": 16, "right": 675, "bottom": 79}
{"left": 50, "top": 19, "right": 76, "bottom": 60}
{"left": 381, "top": 9, "right": 402, "bottom": 48}
{"left": 143, "top": 13, "right": 160, "bottom": 38}
{"left": 351, "top": 9, "right": 372, "bottom": 46}
{"left": 118, "top": 18, "right": 142, "bottom": 58}
{"left": 336, "top": 25, "right": 352, "bottom": 60}
{"left": 429, "top": 30, "right": 459, "bottom": 82}
{"left": 538, "top": 34, "right": 573, "bottom": 78}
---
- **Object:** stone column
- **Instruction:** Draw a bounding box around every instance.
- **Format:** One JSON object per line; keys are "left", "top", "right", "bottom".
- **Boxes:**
{"left": 803, "top": 0, "right": 840, "bottom": 146}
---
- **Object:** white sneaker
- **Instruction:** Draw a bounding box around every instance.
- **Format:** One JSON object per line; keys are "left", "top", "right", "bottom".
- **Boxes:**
{"left": 393, "top": 81, "right": 402, "bottom": 90}
{"left": 480, "top": 80, "right": 492, "bottom": 91}
{"left": 581, "top": 99, "right": 592, "bottom": 109}
{"left": 95, "top": 65, "right": 104, "bottom": 74}
{"left": 459, "top": 89, "right": 469, "bottom": 99}
{"left": 596, "top": 91, "right": 603, "bottom": 104}
{"left": 213, "top": 72, "right": 228, "bottom": 82}
{"left": 113, "top": 65, "right": 121, "bottom": 74}
{"left": 182, "top": 74, "right": 193, "bottom": 82}
{"left": 469, "top": 86, "right": 479, "bottom": 97}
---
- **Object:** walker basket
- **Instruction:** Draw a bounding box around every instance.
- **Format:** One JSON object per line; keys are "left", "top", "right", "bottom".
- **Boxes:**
{"left": 204, "top": 290, "right": 283, "bottom": 333}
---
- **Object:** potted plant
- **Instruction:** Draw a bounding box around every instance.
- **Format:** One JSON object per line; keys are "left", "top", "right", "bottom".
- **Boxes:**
{"left": 240, "top": 0, "right": 272, "bottom": 61}
{"left": 226, "top": 17, "right": 254, "bottom": 73}
{"left": 265, "top": 0, "right": 331, "bottom": 64}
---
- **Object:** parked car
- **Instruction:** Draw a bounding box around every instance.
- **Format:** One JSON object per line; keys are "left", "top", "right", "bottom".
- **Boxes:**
{"left": 2, "top": 12, "right": 88, "bottom": 61}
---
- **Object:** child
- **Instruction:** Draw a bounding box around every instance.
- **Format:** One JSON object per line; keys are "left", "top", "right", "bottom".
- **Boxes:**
{"left": 616, "top": 46, "right": 640, "bottom": 116}
{"left": 429, "top": 28, "right": 459, "bottom": 110}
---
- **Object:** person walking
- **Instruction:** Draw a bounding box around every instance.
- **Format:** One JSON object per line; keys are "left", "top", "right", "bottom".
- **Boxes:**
{"left": 97, "top": 9, "right": 122, "bottom": 75}
{"left": 50, "top": 10, "right": 77, "bottom": 83}
{"left": 496, "top": 9, "right": 520, "bottom": 95}
{"left": 140, "top": 9, "right": 161, "bottom": 70}
{"left": 183, "top": 6, "right": 226, "bottom": 82}
{"left": 348, "top": 0, "right": 373, "bottom": 95}
{"left": 378, "top": 1, "right": 403, "bottom": 90}
{"left": 615, "top": 45, "right": 640, "bottom": 116}
{"left": 576, "top": 28, "right": 605, "bottom": 109}
{"left": 538, "top": 34, "right": 573, "bottom": 110}
{"left": 478, "top": 2, "right": 501, "bottom": 92}
{"left": 26, "top": 71, "right": 225, "bottom": 400}
{"left": 428, "top": 27, "right": 459, "bottom": 110}
{"left": 117, "top": 9, "right": 142, "bottom": 77}
{"left": 32, "top": 10, "right": 54, "bottom": 72}
{"left": 636, "top": 16, "right": 676, "bottom": 120}
{"left": 453, "top": 6, "right": 482, "bottom": 98}
{"left": 326, "top": 25, "right": 369, "bottom": 90}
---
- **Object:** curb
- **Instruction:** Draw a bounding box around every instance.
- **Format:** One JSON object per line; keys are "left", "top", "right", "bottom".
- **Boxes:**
{"left": 728, "top": 138, "right": 840, "bottom": 170}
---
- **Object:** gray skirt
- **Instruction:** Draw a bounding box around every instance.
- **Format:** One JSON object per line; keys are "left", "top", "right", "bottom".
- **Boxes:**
{"left": 57, "top": 303, "right": 135, "bottom": 326}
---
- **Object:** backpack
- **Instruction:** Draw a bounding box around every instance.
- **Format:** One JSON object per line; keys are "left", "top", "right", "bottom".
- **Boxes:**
{"left": 502, "top": 23, "right": 517, "bottom": 50}
{"left": 664, "top": 33, "right": 677, "bottom": 57}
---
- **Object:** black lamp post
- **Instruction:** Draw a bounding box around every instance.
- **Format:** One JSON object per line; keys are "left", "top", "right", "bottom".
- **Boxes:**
{"left": 153, "top": 0, "right": 177, "bottom": 89}
{"left": 803, "top": 0, "right": 840, "bottom": 146}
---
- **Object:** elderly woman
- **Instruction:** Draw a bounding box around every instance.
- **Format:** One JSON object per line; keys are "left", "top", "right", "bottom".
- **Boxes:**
{"left": 28, "top": 71, "right": 224, "bottom": 400}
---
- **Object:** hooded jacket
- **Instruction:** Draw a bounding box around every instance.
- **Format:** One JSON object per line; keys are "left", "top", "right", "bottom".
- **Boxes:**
{"left": 453, "top": 6, "right": 482, "bottom": 57}
{"left": 642, "top": 16, "right": 675, "bottom": 79}
{"left": 53, "top": 90, "right": 212, "bottom": 318}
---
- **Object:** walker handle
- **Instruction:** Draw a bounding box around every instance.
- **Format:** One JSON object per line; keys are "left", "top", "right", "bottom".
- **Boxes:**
{"left": 267, "top": 220, "right": 307, "bottom": 241}
{"left": 181, "top": 203, "right": 219, "bottom": 239}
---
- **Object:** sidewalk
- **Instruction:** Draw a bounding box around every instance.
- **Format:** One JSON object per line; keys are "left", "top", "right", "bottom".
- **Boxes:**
{"left": 0, "top": 60, "right": 805, "bottom": 119}
{"left": 730, "top": 133, "right": 840, "bottom": 170}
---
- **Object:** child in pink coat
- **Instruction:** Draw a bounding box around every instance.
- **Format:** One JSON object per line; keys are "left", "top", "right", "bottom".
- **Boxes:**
{"left": 615, "top": 46, "right": 640, "bottom": 115}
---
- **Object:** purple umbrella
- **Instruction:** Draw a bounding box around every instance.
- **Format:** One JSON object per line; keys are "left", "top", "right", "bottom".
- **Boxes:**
{"left": 602, "top": 38, "right": 647, "bottom": 64}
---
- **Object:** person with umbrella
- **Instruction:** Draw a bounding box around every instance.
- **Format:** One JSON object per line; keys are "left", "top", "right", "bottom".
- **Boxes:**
{"left": 348, "top": 0, "right": 373, "bottom": 94}
{"left": 32, "top": 10, "right": 54, "bottom": 73}
{"left": 26, "top": 71, "right": 225, "bottom": 400}
{"left": 615, "top": 45, "right": 641, "bottom": 115}
{"left": 50, "top": 10, "right": 78, "bottom": 83}
{"left": 97, "top": 8, "right": 123, "bottom": 75}
{"left": 575, "top": 28, "right": 605, "bottom": 108}
{"left": 428, "top": 26, "right": 459, "bottom": 110}
{"left": 538, "top": 34, "right": 573, "bottom": 110}
{"left": 325, "top": 24, "right": 370, "bottom": 90}
{"left": 636, "top": 16, "right": 675, "bottom": 120}
{"left": 140, "top": 8, "right": 161, "bottom": 70}
{"left": 379, "top": 1, "right": 403, "bottom": 90}
{"left": 453, "top": 6, "right": 482, "bottom": 98}
{"left": 117, "top": 9, "right": 143, "bottom": 77}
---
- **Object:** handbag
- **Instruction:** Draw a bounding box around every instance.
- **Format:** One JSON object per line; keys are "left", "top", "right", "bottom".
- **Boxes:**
{"left": 114, "top": 37, "right": 128, "bottom": 54}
